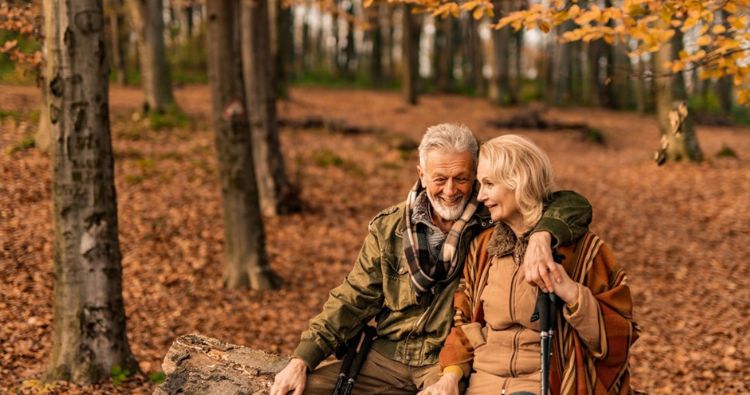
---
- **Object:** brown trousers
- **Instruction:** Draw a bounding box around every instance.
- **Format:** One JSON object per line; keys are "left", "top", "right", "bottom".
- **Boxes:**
{"left": 304, "top": 350, "right": 443, "bottom": 395}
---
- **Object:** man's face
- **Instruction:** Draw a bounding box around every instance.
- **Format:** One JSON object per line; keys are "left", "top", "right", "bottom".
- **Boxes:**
{"left": 417, "top": 150, "right": 475, "bottom": 221}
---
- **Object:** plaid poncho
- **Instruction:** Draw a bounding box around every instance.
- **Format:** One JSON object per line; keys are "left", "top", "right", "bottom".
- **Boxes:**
{"left": 440, "top": 227, "right": 640, "bottom": 395}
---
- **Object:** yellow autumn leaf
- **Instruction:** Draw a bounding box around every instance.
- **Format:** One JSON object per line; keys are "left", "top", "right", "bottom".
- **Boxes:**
{"left": 696, "top": 35, "right": 712, "bottom": 46}
{"left": 461, "top": 0, "right": 478, "bottom": 11}
{"left": 712, "top": 25, "right": 726, "bottom": 34}
{"left": 539, "top": 20, "right": 551, "bottom": 33}
{"left": 670, "top": 61, "right": 684, "bottom": 73}
{"left": 568, "top": 4, "right": 581, "bottom": 18}
{"left": 472, "top": 7, "right": 484, "bottom": 20}
{"left": 363, "top": 0, "right": 374, "bottom": 7}
{"left": 723, "top": 1, "right": 738, "bottom": 14}
{"left": 574, "top": 10, "right": 597, "bottom": 26}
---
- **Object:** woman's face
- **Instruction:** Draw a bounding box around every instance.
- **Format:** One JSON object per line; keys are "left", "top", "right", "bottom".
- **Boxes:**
{"left": 476, "top": 156, "right": 523, "bottom": 228}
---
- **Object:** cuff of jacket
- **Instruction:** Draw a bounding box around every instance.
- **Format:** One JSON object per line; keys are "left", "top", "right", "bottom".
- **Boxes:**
{"left": 442, "top": 362, "right": 472, "bottom": 378}
{"left": 293, "top": 340, "right": 327, "bottom": 371}
{"left": 534, "top": 217, "right": 572, "bottom": 248}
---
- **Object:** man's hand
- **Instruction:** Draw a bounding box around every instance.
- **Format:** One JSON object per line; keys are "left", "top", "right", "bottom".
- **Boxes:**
{"left": 523, "top": 231, "right": 563, "bottom": 293}
{"left": 270, "top": 358, "right": 308, "bottom": 395}
{"left": 417, "top": 372, "right": 461, "bottom": 395}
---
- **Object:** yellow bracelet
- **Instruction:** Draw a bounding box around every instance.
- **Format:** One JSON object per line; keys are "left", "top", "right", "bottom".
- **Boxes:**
{"left": 442, "top": 365, "right": 464, "bottom": 377}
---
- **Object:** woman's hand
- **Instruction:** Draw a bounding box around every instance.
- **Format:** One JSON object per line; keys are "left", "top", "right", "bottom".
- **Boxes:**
{"left": 523, "top": 232, "right": 563, "bottom": 293}
{"left": 417, "top": 372, "right": 461, "bottom": 395}
{"left": 549, "top": 265, "right": 579, "bottom": 306}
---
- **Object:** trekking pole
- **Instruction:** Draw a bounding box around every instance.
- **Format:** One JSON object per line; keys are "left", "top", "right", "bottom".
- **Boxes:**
{"left": 532, "top": 252, "right": 564, "bottom": 395}
{"left": 341, "top": 326, "right": 377, "bottom": 395}
{"left": 536, "top": 291, "right": 555, "bottom": 395}
{"left": 332, "top": 332, "right": 362, "bottom": 395}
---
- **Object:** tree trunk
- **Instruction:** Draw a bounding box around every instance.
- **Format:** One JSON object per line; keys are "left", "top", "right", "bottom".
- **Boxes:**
{"left": 550, "top": 23, "right": 572, "bottom": 105}
{"left": 465, "top": 17, "right": 484, "bottom": 96}
{"left": 368, "top": 5, "right": 383, "bottom": 85}
{"left": 271, "top": 0, "right": 292, "bottom": 99}
{"left": 126, "top": 0, "right": 175, "bottom": 112}
{"left": 205, "top": 0, "right": 280, "bottom": 290}
{"left": 401, "top": 4, "right": 419, "bottom": 105}
{"left": 634, "top": 55, "right": 646, "bottom": 114}
{"left": 489, "top": 1, "right": 510, "bottom": 105}
{"left": 107, "top": 0, "right": 127, "bottom": 85}
{"left": 653, "top": 33, "right": 703, "bottom": 163}
{"left": 241, "top": 0, "right": 298, "bottom": 216}
{"left": 42, "top": 0, "right": 138, "bottom": 383}
{"left": 178, "top": 2, "right": 194, "bottom": 45}
{"left": 434, "top": 17, "right": 455, "bottom": 92}
{"left": 343, "top": 1, "right": 355, "bottom": 77}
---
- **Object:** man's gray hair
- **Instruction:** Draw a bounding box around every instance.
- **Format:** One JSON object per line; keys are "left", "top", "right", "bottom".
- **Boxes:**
{"left": 418, "top": 123, "right": 478, "bottom": 168}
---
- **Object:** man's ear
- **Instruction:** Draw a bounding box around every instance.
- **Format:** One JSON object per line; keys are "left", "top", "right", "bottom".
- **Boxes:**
{"left": 417, "top": 165, "right": 425, "bottom": 187}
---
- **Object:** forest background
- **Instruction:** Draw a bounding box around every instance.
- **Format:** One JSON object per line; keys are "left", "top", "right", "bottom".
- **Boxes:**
{"left": 0, "top": 0, "right": 749, "bottom": 393}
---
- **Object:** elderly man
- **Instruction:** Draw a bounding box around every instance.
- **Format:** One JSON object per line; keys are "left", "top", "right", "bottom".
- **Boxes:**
{"left": 271, "top": 124, "right": 591, "bottom": 395}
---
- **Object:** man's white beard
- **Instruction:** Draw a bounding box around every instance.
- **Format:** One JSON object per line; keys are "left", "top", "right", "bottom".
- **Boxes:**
{"left": 427, "top": 191, "right": 469, "bottom": 222}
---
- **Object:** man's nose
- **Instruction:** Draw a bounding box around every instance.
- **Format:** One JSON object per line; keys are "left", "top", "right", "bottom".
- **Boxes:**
{"left": 443, "top": 180, "right": 457, "bottom": 196}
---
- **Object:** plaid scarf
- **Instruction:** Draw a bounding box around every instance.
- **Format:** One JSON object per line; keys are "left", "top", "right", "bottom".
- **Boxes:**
{"left": 402, "top": 180, "right": 479, "bottom": 296}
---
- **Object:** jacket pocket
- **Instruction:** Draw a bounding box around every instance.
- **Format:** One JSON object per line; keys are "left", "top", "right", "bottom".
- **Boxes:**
{"left": 461, "top": 322, "right": 487, "bottom": 350}
{"left": 382, "top": 255, "right": 417, "bottom": 311}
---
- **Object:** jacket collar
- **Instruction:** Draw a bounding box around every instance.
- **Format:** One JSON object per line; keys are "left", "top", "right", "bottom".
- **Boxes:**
{"left": 486, "top": 222, "right": 530, "bottom": 263}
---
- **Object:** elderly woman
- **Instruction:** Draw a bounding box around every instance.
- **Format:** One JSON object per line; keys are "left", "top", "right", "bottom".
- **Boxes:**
{"left": 420, "top": 135, "right": 638, "bottom": 395}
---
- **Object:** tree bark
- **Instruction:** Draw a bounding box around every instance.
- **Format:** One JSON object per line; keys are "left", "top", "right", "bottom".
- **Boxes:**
{"left": 489, "top": 1, "right": 511, "bottom": 105}
{"left": 241, "top": 0, "right": 298, "bottom": 216}
{"left": 343, "top": 1, "right": 356, "bottom": 77}
{"left": 153, "top": 334, "right": 288, "bottom": 395}
{"left": 432, "top": 16, "right": 452, "bottom": 92}
{"left": 106, "top": 0, "right": 127, "bottom": 85}
{"left": 653, "top": 32, "right": 703, "bottom": 163}
{"left": 42, "top": 0, "right": 138, "bottom": 383}
{"left": 368, "top": 5, "right": 383, "bottom": 85}
{"left": 401, "top": 4, "right": 419, "bottom": 105}
{"left": 205, "top": 0, "right": 280, "bottom": 290}
{"left": 465, "top": 17, "right": 484, "bottom": 97}
{"left": 271, "top": 0, "right": 292, "bottom": 99}
{"left": 126, "top": 0, "right": 175, "bottom": 112}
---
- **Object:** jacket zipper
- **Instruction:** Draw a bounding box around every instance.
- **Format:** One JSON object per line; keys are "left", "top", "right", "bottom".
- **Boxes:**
{"left": 509, "top": 326, "right": 521, "bottom": 377}
{"left": 501, "top": 378, "right": 508, "bottom": 395}
{"left": 508, "top": 258, "right": 520, "bottom": 322}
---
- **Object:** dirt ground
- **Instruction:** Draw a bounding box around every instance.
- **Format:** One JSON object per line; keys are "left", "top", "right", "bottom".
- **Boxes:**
{"left": 1, "top": 84, "right": 749, "bottom": 394}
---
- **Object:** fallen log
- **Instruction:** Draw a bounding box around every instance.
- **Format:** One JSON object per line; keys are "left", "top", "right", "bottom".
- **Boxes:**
{"left": 153, "top": 334, "right": 289, "bottom": 395}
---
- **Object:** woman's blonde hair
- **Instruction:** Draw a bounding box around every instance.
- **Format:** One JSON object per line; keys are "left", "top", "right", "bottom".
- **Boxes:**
{"left": 479, "top": 134, "right": 555, "bottom": 230}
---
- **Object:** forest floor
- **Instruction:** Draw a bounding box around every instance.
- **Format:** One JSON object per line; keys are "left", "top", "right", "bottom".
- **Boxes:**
{"left": 1, "top": 84, "right": 749, "bottom": 394}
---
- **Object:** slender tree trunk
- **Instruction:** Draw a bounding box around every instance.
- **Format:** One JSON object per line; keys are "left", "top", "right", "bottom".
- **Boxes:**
{"left": 107, "top": 0, "right": 127, "bottom": 85}
{"left": 241, "top": 0, "right": 298, "bottom": 216}
{"left": 401, "top": 4, "right": 419, "bottom": 105}
{"left": 465, "top": 17, "right": 484, "bottom": 96}
{"left": 206, "top": 0, "right": 280, "bottom": 290}
{"left": 299, "top": 8, "right": 310, "bottom": 74}
{"left": 271, "top": 0, "right": 292, "bottom": 98}
{"left": 384, "top": 5, "right": 395, "bottom": 81}
{"left": 178, "top": 2, "right": 194, "bottom": 44}
{"left": 436, "top": 17, "right": 455, "bottom": 92}
{"left": 344, "top": 1, "right": 355, "bottom": 77}
{"left": 368, "top": 5, "right": 383, "bottom": 85}
{"left": 43, "top": 0, "right": 138, "bottom": 382}
{"left": 634, "top": 55, "right": 646, "bottom": 114}
{"left": 126, "top": 0, "right": 175, "bottom": 112}
{"left": 653, "top": 32, "right": 703, "bottom": 163}
{"left": 509, "top": 13, "right": 522, "bottom": 104}
{"left": 489, "top": 1, "right": 510, "bottom": 105}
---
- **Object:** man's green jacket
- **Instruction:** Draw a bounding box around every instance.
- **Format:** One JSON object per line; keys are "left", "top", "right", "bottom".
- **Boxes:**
{"left": 293, "top": 191, "right": 592, "bottom": 370}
